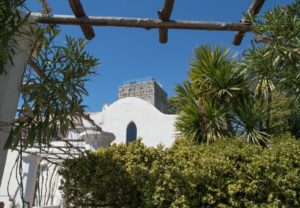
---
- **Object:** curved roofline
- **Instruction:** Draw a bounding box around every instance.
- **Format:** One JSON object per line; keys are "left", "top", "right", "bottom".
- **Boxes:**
{"left": 107, "top": 97, "right": 165, "bottom": 114}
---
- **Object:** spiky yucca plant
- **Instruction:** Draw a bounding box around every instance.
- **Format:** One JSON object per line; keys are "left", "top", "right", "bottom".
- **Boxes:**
{"left": 189, "top": 44, "right": 248, "bottom": 104}
{"left": 233, "top": 97, "right": 269, "bottom": 146}
{"left": 175, "top": 81, "right": 227, "bottom": 144}
{"left": 175, "top": 44, "right": 270, "bottom": 146}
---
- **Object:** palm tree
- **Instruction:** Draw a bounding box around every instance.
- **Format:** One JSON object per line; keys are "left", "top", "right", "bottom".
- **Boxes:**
{"left": 243, "top": 46, "right": 276, "bottom": 131}
{"left": 188, "top": 44, "right": 249, "bottom": 136}
{"left": 233, "top": 96, "right": 269, "bottom": 146}
{"left": 174, "top": 43, "right": 270, "bottom": 146}
{"left": 174, "top": 80, "right": 227, "bottom": 144}
{"left": 189, "top": 44, "right": 248, "bottom": 102}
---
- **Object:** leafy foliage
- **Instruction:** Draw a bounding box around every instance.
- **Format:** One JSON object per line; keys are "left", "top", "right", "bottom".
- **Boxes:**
{"left": 233, "top": 97, "right": 269, "bottom": 146}
{"left": 268, "top": 93, "right": 296, "bottom": 136}
{"left": 0, "top": 0, "right": 100, "bottom": 150}
{"left": 244, "top": 0, "right": 300, "bottom": 99}
{"left": 59, "top": 139, "right": 166, "bottom": 208}
{"left": 167, "top": 97, "right": 181, "bottom": 114}
{"left": 0, "top": 0, "right": 30, "bottom": 74}
{"left": 189, "top": 44, "right": 248, "bottom": 104}
{"left": 59, "top": 136, "right": 300, "bottom": 208}
{"left": 174, "top": 44, "right": 270, "bottom": 145}
{"left": 175, "top": 81, "right": 227, "bottom": 143}
{"left": 4, "top": 26, "right": 100, "bottom": 149}
{"left": 174, "top": 1, "right": 299, "bottom": 146}
{"left": 240, "top": 0, "right": 300, "bottom": 139}
{"left": 288, "top": 101, "right": 300, "bottom": 139}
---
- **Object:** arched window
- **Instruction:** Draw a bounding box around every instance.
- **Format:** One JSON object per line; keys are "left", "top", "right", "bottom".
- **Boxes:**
{"left": 126, "top": 122, "right": 137, "bottom": 145}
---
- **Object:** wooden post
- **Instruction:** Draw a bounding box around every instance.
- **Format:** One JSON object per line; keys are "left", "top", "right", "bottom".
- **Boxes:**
{"left": 158, "top": 0, "right": 175, "bottom": 43}
{"left": 232, "top": 0, "right": 266, "bottom": 45}
{"left": 68, "top": 0, "right": 95, "bottom": 40}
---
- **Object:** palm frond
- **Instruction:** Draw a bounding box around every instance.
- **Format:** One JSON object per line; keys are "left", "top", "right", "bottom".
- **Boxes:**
{"left": 233, "top": 97, "right": 270, "bottom": 146}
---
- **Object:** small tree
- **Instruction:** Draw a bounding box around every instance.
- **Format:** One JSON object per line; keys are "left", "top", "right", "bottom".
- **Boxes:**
{"left": 0, "top": 0, "right": 100, "bottom": 149}
{"left": 174, "top": 80, "right": 227, "bottom": 143}
{"left": 243, "top": 0, "right": 300, "bottom": 137}
{"left": 174, "top": 1, "right": 299, "bottom": 145}
{"left": 174, "top": 44, "right": 269, "bottom": 145}
{"left": 0, "top": 0, "right": 30, "bottom": 74}
{"left": 244, "top": 0, "right": 300, "bottom": 99}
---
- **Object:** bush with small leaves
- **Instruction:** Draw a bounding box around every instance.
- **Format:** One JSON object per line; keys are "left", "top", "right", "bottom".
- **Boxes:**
{"left": 59, "top": 135, "right": 300, "bottom": 208}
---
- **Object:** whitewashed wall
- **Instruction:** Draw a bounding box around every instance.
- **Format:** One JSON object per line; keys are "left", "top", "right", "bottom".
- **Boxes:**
{"left": 91, "top": 97, "right": 178, "bottom": 147}
{"left": 0, "top": 97, "right": 178, "bottom": 207}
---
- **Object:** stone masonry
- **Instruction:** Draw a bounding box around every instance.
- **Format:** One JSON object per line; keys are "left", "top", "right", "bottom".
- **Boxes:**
{"left": 118, "top": 78, "right": 168, "bottom": 113}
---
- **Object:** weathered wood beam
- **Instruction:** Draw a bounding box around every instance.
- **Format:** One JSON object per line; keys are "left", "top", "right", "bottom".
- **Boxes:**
{"left": 158, "top": 0, "right": 175, "bottom": 43}
{"left": 31, "top": 13, "right": 251, "bottom": 32}
{"left": 68, "top": 0, "right": 95, "bottom": 40}
{"left": 232, "top": 0, "right": 266, "bottom": 46}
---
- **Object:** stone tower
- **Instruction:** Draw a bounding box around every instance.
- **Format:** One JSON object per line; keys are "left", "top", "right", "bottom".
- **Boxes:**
{"left": 118, "top": 77, "right": 168, "bottom": 113}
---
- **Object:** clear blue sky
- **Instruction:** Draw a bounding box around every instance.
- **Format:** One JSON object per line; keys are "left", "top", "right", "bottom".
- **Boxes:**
{"left": 26, "top": 0, "right": 294, "bottom": 112}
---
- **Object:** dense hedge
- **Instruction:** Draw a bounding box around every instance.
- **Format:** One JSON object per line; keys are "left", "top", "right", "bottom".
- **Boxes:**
{"left": 59, "top": 135, "right": 300, "bottom": 208}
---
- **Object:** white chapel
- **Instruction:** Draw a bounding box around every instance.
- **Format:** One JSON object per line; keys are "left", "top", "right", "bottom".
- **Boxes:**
{"left": 0, "top": 77, "right": 177, "bottom": 207}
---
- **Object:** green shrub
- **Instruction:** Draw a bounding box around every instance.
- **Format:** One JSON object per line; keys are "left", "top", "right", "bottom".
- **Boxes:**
{"left": 59, "top": 136, "right": 300, "bottom": 208}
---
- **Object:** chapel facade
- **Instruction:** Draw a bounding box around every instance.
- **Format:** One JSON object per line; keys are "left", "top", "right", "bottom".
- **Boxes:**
{"left": 0, "top": 77, "right": 177, "bottom": 208}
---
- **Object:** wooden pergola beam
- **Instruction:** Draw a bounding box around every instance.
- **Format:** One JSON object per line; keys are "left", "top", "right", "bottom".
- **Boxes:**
{"left": 31, "top": 13, "right": 251, "bottom": 32}
{"left": 232, "top": 0, "right": 266, "bottom": 46}
{"left": 158, "top": 0, "right": 175, "bottom": 43}
{"left": 68, "top": 0, "right": 95, "bottom": 40}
